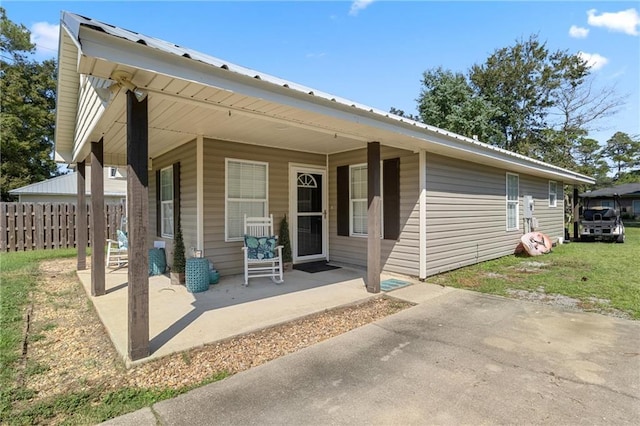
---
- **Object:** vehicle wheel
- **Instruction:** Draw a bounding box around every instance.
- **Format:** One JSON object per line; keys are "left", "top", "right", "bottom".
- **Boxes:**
{"left": 616, "top": 232, "right": 625, "bottom": 244}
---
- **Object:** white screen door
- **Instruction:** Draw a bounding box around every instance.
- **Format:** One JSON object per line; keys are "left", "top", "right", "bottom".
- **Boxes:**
{"left": 291, "top": 167, "right": 326, "bottom": 262}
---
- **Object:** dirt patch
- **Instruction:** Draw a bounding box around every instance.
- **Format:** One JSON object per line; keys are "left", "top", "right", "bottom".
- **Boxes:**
{"left": 20, "top": 258, "right": 413, "bottom": 407}
{"left": 513, "top": 261, "right": 550, "bottom": 273}
{"left": 505, "top": 288, "right": 630, "bottom": 319}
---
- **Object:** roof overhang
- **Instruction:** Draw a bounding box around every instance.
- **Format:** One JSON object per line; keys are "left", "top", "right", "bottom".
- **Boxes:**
{"left": 54, "top": 11, "right": 595, "bottom": 186}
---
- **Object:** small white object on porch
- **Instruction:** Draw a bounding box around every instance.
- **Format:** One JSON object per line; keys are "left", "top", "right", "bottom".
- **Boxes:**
{"left": 242, "top": 214, "right": 284, "bottom": 286}
{"left": 106, "top": 229, "right": 128, "bottom": 268}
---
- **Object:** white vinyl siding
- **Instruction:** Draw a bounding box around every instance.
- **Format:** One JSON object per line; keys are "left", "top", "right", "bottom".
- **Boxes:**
{"left": 549, "top": 181, "right": 557, "bottom": 207}
{"left": 160, "top": 166, "right": 174, "bottom": 238}
{"left": 225, "top": 159, "right": 268, "bottom": 241}
{"left": 506, "top": 173, "right": 519, "bottom": 231}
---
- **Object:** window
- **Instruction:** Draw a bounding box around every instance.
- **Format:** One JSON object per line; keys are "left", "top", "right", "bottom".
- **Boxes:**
{"left": 337, "top": 159, "right": 400, "bottom": 240}
{"left": 226, "top": 159, "right": 268, "bottom": 241}
{"left": 549, "top": 181, "right": 557, "bottom": 207}
{"left": 160, "top": 166, "right": 174, "bottom": 237}
{"left": 601, "top": 200, "right": 614, "bottom": 208}
{"left": 506, "top": 173, "right": 519, "bottom": 231}
{"left": 349, "top": 164, "right": 383, "bottom": 236}
{"left": 350, "top": 165, "right": 368, "bottom": 236}
{"left": 109, "top": 167, "right": 117, "bottom": 178}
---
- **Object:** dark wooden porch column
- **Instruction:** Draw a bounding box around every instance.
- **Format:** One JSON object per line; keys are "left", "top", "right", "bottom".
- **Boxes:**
{"left": 573, "top": 186, "right": 579, "bottom": 241}
{"left": 77, "top": 160, "right": 87, "bottom": 270}
{"left": 367, "top": 141, "right": 381, "bottom": 293}
{"left": 126, "top": 90, "right": 149, "bottom": 361}
{"left": 90, "top": 140, "right": 105, "bottom": 296}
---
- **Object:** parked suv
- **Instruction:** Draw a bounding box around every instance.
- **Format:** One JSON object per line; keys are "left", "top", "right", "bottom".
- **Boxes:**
{"left": 579, "top": 196, "right": 625, "bottom": 243}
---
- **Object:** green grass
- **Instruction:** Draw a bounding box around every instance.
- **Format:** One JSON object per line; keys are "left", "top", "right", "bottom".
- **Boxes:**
{"left": 0, "top": 248, "right": 79, "bottom": 421}
{"left": 0, "top": 248, "right": 229, "bottom": 425}
{"left": 430, "top": 225, "right": 640, "bottom": 319}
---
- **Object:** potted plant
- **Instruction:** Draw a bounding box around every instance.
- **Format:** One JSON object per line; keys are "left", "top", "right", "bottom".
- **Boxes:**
{"left": 279, "top": 214, "right": 293, "bottom": 271}
{"left": 171, "top": 224, "right": 186, "bottom": 285}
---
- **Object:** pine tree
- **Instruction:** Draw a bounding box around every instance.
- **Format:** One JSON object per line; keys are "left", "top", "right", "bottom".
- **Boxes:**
{"left": 172, "top": 225, "right": 186, "bottom": 273}
{"left": 279, "top": 214, "right": 292, "bottom": 263}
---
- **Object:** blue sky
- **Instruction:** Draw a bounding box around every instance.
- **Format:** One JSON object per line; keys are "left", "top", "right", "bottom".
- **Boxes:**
{"left": 4, "top": 1, "right": 639, "bottom": 148}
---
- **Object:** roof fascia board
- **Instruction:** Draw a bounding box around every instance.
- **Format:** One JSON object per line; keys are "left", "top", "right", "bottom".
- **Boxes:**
{"left": 54, "top": 25, "right": 81, "bottom": 164}
{"left": 75, "top": 24, "right": 594, "bottom": 185}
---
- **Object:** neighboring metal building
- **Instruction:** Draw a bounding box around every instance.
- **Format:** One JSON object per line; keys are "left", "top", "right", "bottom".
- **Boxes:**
{"left": 9, "top": 166, "right": 126, "bottom": 204}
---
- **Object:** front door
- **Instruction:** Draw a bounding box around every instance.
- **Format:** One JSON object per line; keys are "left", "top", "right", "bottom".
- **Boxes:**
{"left": 291, "top": 166, "right": 326, "bottom": 263}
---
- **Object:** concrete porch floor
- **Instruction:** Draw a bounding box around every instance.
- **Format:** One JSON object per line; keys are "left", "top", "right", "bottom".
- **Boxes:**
{"left": 77, "top": 264, "right": 410, "bottom": 364}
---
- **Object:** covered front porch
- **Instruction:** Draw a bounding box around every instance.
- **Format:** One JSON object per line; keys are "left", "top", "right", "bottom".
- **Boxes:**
{"left": 76, "top": 265, "right": 397, "bottom": 363}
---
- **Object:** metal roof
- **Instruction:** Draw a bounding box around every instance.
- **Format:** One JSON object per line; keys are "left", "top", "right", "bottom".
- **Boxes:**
{"left": 54, "top": 11, "right": 595, "bottom": 185}
{"left": 9, "top": 167, "right": 126, "bottom": 197}
{"left": 579, "top": 183, "right": 640, "bottom": 198}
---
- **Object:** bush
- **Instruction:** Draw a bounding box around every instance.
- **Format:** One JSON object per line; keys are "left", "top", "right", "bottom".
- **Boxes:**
{"left": 279, "top": 215, "right": 292, "bottom": 263}
{"left": 173, "top": 225, "right": 186, "bottom": 273}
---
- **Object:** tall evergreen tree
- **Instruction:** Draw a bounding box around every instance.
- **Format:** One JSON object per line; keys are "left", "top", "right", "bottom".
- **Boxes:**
{"left": 602, "top": 132, "right": 640, "bottom": 179}
{"left": 0, "top": 7, "right": 58, "bottom": 201}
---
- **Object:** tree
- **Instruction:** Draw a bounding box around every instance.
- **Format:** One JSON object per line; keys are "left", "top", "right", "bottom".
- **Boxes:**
{"left": 414, "top": 67, "right": 501, "bottom": 143}
{"left": 388, "top": 107, "right": 420, "bottom": 121}
{"left": 0, "top": 7, "right": 58, "bottom": 201}
{"left": 469, "top": 34, "right": 589, "bottom": 157}
{"left": 602, "top": 132, "right": 640, "bottom": 179}
{"left": 571, "top": 137, "right": 610, "bottom": 185}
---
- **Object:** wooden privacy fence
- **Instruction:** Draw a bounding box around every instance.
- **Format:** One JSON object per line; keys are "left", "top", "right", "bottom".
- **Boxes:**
{"left": 0, "top": 202, "right": 126, "bottom": 252}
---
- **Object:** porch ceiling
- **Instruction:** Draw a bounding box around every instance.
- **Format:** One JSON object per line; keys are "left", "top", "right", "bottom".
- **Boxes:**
{"left": 87, "top": 73, "right": 400, "bottom": 166}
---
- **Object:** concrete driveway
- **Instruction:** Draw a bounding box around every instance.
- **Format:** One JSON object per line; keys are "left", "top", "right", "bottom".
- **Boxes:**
{"left": 106, "top": 287, "right": 640, "bottom": 425}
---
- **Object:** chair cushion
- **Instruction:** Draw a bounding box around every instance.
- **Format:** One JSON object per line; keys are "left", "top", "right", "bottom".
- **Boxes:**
{"left": 117, "top": 230, "right": 128, "bottom": 249}
{"left": 244, "top": 235, "right": 277, "bottom": 260}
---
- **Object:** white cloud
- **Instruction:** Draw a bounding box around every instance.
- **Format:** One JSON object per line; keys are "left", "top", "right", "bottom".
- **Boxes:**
{"left": 587, "top": 8, "right": 640, "bottom": 36}
{"left": 578, "top": 51, "right": 609, "bottom": 71}
{"left": 569, "top": 25, "right": 589, "bottom": 38}
{"left": 306, "top": 52, "right": 327, "bottom": 59}
{"left": 349, "top": 0, "right": 374, "bottom": 16}
{"left": 30, "top": 21, "right": 59, "bottom": 58}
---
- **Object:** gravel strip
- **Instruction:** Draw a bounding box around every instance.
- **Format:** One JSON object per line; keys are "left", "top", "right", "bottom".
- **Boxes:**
{"left": 22, "top": 258, "right": 413, "bottom": 404}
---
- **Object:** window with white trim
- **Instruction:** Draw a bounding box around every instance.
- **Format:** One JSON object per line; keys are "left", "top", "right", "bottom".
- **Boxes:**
{"left": 226, "top": 159, "right": 268, "bottom": 241}
{"left": 549, "top": 181, "right": 557, "bottom": 207}
{"left": 506, "top": 173, "right": 519, "bottom": 231}
{"left": 160, "top": 166, "right": 174, "bottom": 238}
{"left": 349, "top": 163, "right": 383, "bottom": 236}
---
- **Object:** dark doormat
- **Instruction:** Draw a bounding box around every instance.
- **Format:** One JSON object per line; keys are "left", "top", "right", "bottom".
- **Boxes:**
{"left": 293, "top": 261, "right": 341, "bottom": 273}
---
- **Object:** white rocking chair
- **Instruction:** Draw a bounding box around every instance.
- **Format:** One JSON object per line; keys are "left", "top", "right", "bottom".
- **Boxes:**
{"left": 106, "top": 229, "right": 128, "bottom": 268}
{"left": 242, "top": 214, "right": 284, "bottom": 286}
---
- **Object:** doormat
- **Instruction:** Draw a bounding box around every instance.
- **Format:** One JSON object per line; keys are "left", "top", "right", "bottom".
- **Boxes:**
{"left": 293, "top": 261, "right": 341, "bottom": 273}
{"left": 380, "top": 278, "right": 412, "bottom": 292}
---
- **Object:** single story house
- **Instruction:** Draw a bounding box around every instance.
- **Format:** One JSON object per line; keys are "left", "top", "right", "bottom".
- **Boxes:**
{"left": 580, "top": 183, "right": 640, "bottom": 218}
{"left": 54, "top": 12, "right": 594, "bottom": 360}
{"left": 9, "top": 166, "right": 126, "bottom": 204}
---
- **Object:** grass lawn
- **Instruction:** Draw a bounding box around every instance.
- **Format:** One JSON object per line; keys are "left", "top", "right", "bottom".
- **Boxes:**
{"left": 0, "top": 248, "right": 207, "bottom": 425}
{"left": 429, "top": 223, "right": 640, "bottom": 319}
